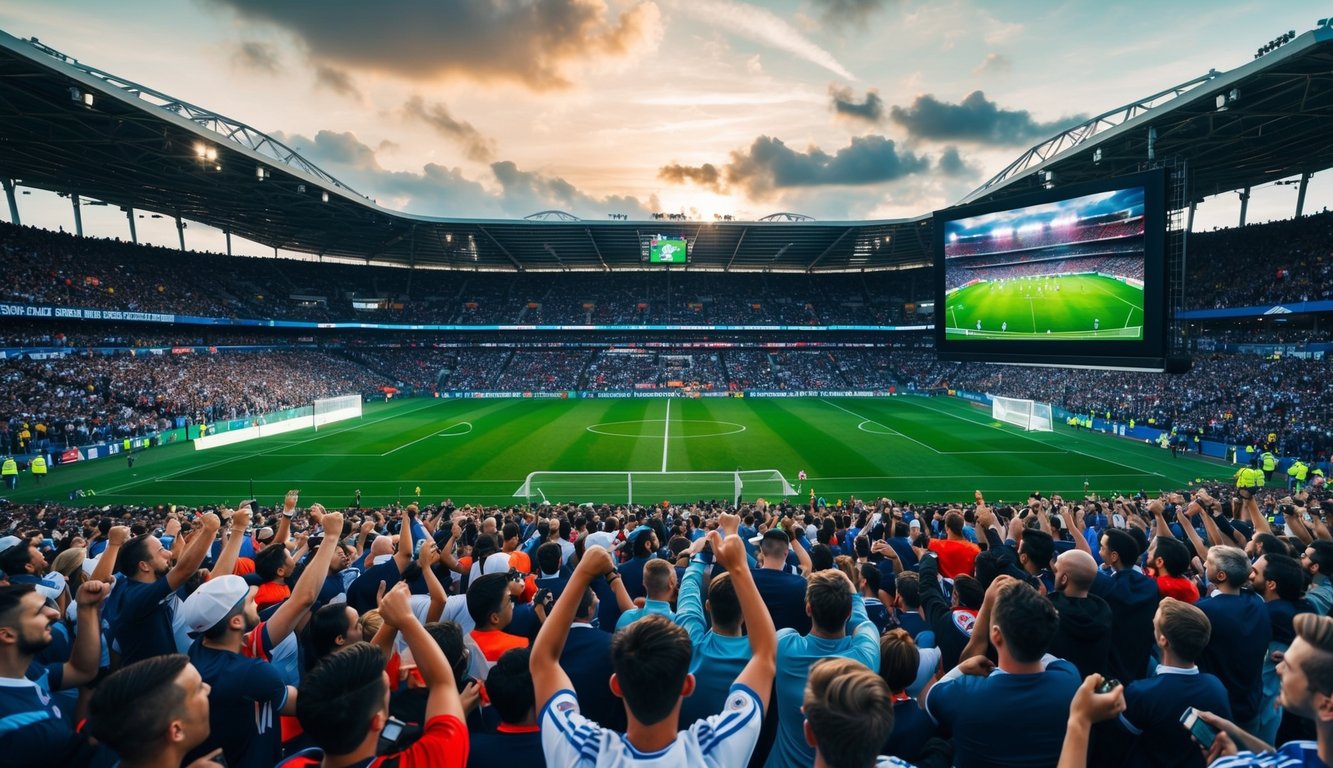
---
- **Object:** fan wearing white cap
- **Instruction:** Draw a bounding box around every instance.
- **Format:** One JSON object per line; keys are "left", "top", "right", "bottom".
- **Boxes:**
{"left": 179, "top": 510, "right": 345, "bottom": 768}
{"left": 0, "top": 579, "right": 111, "bottom": 768}
{"left": 0, "top": 535, "right": 49, "bottom": 589}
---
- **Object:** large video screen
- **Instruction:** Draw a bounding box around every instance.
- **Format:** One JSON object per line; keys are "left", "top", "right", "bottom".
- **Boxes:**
{"left": 933, "top": 169, "right": 1167, "bottom": 369}
{"left": 650, "top": 237, "right": 688, "bottom": 264}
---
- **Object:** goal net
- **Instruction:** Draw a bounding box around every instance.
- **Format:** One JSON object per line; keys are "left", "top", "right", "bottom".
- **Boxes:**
{"left": 991, "top": 395, "right": 1053, "bottom": 431}
{"left": 513, "top": 470, "right": 796, "bottom": 507}
{"left": 313, "top": 394, "right": 363, "bottom": 429}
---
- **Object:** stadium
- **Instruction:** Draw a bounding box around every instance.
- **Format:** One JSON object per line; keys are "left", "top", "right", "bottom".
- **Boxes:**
{"left": 2, "top": 7, "right": 1333, "bottom": 767}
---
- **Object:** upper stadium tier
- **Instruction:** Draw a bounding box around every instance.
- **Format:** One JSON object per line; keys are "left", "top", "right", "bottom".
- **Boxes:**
{"left": 0, "top": 25, "right": 1331, "bottom": 272}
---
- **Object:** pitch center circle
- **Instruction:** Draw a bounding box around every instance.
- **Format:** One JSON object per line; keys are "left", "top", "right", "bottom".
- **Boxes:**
{"left": 858, "top": 420, "right": 897, "bottom": 435}
{"left": 586, "top": 419, "right": 747, "bottom": 439}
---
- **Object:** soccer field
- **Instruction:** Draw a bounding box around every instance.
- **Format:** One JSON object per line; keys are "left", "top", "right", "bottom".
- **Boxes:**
{"left": 9, "top": 396, "right": 1232, "bottom": 508}
{"left": 944, "top": 273, "right": 1144, "bottom": 340}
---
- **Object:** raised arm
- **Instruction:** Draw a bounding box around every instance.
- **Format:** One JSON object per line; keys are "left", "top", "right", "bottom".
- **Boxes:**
{"left": 92, "top": 525, "right": 129, "bottom": 584}
{"left": 211, "top": 507, "right": 251, "bottom": 580}
{"left": 167, "top": 513, "right": 221, "bottom": 590}
{"left": 960, "top": 575, "right": 1014, "bottom": 662}
{"left": 265, "top": 509, "right": 343, "bottom": 646}
{"left": 380, "top": 582, "right": 463, "bottom": 723}
{"left": 532, "top": 545, "right": 615, "bottom": 709}
{"left": 708, "top": 526, "right": 776, "bottom": 708}
{"left": 675, "top": 536, "right": 711, "bottom": 644}
{"left": 393, "top": 509, "right": 415, "bottom": 573}
{"left": 62, "top": 580, "right": 110, "bottom": 688}
{"left": 418, "top": 538, "right": 447, "bottom": 624}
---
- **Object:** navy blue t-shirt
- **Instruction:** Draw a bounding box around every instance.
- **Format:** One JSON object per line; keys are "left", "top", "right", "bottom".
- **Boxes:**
{"left": 925, "top": 659, "right": 1082, "bottom": 768}
{"left": 1196, "top": 592, "right": 1270, "bottom": 723}
{"left": 467, "top": 727, "right": 545, "bottom": 768}
{"left": 187, "top": 632, "right": 287, "bottom": 768}
{"left": 884, "top": 698, "right": 936, "bottom": 763}
{"left": 346, "top": 560, "right": 403, "bottom": 613}
{"left": 109, "top": 576, "right": 176, "bottom": 666}
{"left": 0, "top": 664, "right": 75, "bottom": 768}
{"left": 1118, "top": 668, "right": 1231, "bottom": 768}
{"left": 752, "top": 567, "right": 811, "bottom": 634}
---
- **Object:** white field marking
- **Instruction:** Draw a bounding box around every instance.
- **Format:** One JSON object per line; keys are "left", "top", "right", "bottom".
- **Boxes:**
{"left": 904, "top": 397, "right": 1164, "bottom": 476}
{"left": 99, "top": 398, "right": 448, "bottom": 495}
{"left": 380, "top": 421, "right": 473, "bottom": 456}
{"left": 820, "top": 398, "right": 942, "bottom": 454}
{"left": 662, "top": 397, "right": 671, "bottom": 472}
{"left": 586, "top": 419, "right": 746, "bottom": 439}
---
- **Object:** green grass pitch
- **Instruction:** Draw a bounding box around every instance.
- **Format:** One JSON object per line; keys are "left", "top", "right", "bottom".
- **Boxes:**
{"left": 8, "top": 396, "right": 1232, "bottom": 508}
{"left": 944, "top": 273, "right": 1144, "bottom": 341}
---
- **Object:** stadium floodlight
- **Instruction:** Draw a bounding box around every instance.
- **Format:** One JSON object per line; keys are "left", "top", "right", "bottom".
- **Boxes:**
{"left": 321, "top": 191, "right": 329, "bottom": 203}
{"left": 255, "top": 164, "right": 268, "bottom": 181}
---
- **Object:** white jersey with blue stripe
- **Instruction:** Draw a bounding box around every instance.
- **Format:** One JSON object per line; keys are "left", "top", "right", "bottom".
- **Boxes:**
{"left": 540, "top": 682, "right": 763, "bottom": 767}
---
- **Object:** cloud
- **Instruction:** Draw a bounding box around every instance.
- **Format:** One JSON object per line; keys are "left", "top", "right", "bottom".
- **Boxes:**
{"left": 313, "top": 64, "right": 361, "bottom": 99}
{"left": 889, "top": 90, "right": 1085, "bottom": 145}
{"left": 272, "top": 130, "right": 654, "bottom": 218}
{"left": 936, "top": 146, "right": 976, "bottom": 177}
{"left": 658, "top": 163, "right": 724, "bottom": 193}
{"left": 680, "top": 0, "right": 855, "bottom": 80}
{"left": 973, "top": 52, "right": 1011, "bottom": 76}
{"left": 231, "top": 40, "right": 281, "bottom": 74}
{"left": 401, "top": 97, "right": 496, "bottom": 162}
{"left": 212, "top": 0, "right": 663, "bottom": 90}
{"left": 489, "top": 161, "right": 657, "bottom": 218}
{"left": 829, "top": 84, "right": 883, "bottom": 123}
{"left": 809, "top": 0, "right": 894, "bottom": 26}
{"left": 659, "top": 135, "right": 927, "bottom": 198}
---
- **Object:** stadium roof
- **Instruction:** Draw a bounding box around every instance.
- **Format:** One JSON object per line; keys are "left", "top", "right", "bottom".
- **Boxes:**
{"left": 0, "top": 25, "right": 1331, "bottom": 272}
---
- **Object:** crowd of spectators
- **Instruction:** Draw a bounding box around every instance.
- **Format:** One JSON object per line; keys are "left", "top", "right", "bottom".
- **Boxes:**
{"left": 947, "top": 216, "right": 1144, "bottom": 257}
{"left": 1187, "top": 210, "right": 1333, "bottom": 309}
{"left": 0, "top": 351, "right": 389, "bottom": 452}
{"left": 6, "top": 476, "right": 1333, "bottom": 766}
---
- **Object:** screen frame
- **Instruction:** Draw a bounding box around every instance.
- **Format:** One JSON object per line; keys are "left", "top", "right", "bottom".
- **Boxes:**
{"left": 932, "top": 168, "right": 1168, "bottom": 370}
{"left": 649, "top": 237, "right": 689, "bottom": 264}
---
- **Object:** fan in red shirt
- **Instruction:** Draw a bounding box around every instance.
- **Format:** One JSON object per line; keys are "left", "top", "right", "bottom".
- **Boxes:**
{"left": 927, "top": 511, "right": 981, "bottom": 578}
{"left": 1147, "top": 535, "right": 1200, "bottom": 603}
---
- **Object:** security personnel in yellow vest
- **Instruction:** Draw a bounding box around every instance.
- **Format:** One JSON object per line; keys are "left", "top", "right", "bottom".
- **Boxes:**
{"left": 29, "top": 455, "right": 46, "bottom": 484}
{"left": 1129, "top": 418, "right": 1135, "bottom": 430}
{"left": 1234, "top": 457, "right": 1261, "bottom": 499}
{"left": 1260, "top": 450, "right": 1278, "bottom": 481}
{"left": 1, "top": 456, "right": 16, "bottom": 490}
{"left": 1289, "top": 459, "right": 1310, "bottom": 491}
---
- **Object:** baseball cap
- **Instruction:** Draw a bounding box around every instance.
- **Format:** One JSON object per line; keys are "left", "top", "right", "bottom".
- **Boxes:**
{"left": 178, "top": 575, "right": 251, "bottom": 637}
{"left": 0, "top": 535, "right": 22, "bottom": 556}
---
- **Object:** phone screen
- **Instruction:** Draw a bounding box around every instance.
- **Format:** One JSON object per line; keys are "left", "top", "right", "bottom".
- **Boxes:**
{"left": 1180, "top": 709, "right": 1216, "bottom": 749}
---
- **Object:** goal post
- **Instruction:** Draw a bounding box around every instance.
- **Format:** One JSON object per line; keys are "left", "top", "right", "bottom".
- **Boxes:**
{"left": 991, "top": 395, "right": 1054, "bottom": 432}
{"left": 513, "top": 470, "right": 796, "bottom": 507}
{"left": 313, "top": 394, "right": 363, "bottom": 430}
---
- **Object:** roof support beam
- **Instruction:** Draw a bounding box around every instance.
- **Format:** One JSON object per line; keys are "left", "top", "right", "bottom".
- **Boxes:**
{"left": 584, "top": 228, "right": 610, "bottom": 271}
{"left": 806, "top": 228, "right": 854, "bottom": 273}
{"left": 478, "top": 225, "right": 524, "bottom": 271}
{"left": 2, "top": 178, "right": 19, "bottom": 225}
{"left": 725, "top": 227, "right": 748, "bottom": 271}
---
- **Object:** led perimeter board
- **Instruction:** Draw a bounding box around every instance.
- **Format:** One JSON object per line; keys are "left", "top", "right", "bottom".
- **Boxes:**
{"left": 933, "top": 169, "right": 1168, "bottom": 370}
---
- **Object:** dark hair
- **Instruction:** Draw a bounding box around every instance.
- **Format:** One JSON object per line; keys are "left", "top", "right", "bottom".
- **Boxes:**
{"left": 425, "top": 621, "right": 469, "bottom": 685}
{"left": 611, "top": 615, "right": 692, "bottom": 725}
{"left": 992, "top": 582, "right": 1058, "bottom": 663}
{"left": 0, "top": 543, "right": 34, "bottom": 576}
{"left": 1255, "top": 533, "right": 1291, "bottom": 558}
{"left": 944, "top": 511, "right": 965, "bottom": 536}
{"left": 502, "top": 522, "right": 520, "bottom": 542}
{"left": 1152, "top": 536, "right": 1191, "bottom": 578}
{"left": 89, "top": 654, "right": 191, "bottom": 760}
{"left": 706, "top": 572, "right": 741, "bottom": 630}
{"left": 575, "top": 587, "right": 597, "bottom": 620}
{"left": 486, "top": 647, "right": 536, "bottom": 724}
{"left": 466, "top": 573, "right": 511, "bottom": 627}
{"left": 807, "top": 570, "right": 854, "bottom": 632}
{"left": 810, "top": 543, "right": 834, "bottom": 572}
{"left": 952, "top": 574, "right": 984, "bottom": 610}
{"left": 1020, "top": 530, "right": 1054, "bottom": 571}
{"left": 0, "top": 584, "right": 37, "bottom": 627}
{"left": 296, "top": 642, "right": 389, "bottom": 756}
{"left": 895, "top": 571, "right": 921, "bottom": 609}
{"left": 1101, "top": 529, "right": 1140, "bottom": 568}
{"left": 253, "top": 544, "right": 288, "bottom": 582}
{"left": 1260, "top": 553, "right": 1306, "bottom": 603}
{"left": 1308, "top": 541, "right": 1333, "bottom": 575}
{"left": 536, "top": 541, "right": 563, "bottom": 575}
{"left": 472, "top": 534, "right": 500, "bottom": 567}
{"left": 859, "top": 563, "right": 881, "bottom": 595}
{"left": 1157, "top": 597, "right": 1211, "bottom": 664}
{"left": 115, "top": 534, "right": 156, "bottom": 576}
{"left": 304, "top": 603, "right": 355, "bottom": 671}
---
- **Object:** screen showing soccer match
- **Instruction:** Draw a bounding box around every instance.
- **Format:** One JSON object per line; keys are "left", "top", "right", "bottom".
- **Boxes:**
{"left": 649, "top": 237, "right": 688, "bottom": 264}
{"left": 941, "top": 186, "right": 1146, "bottom": 342}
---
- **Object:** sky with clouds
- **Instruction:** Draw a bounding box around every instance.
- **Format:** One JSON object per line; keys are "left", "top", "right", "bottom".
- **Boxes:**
{"left": 1, "top": 0, "right": 1330, "bottom": 257}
